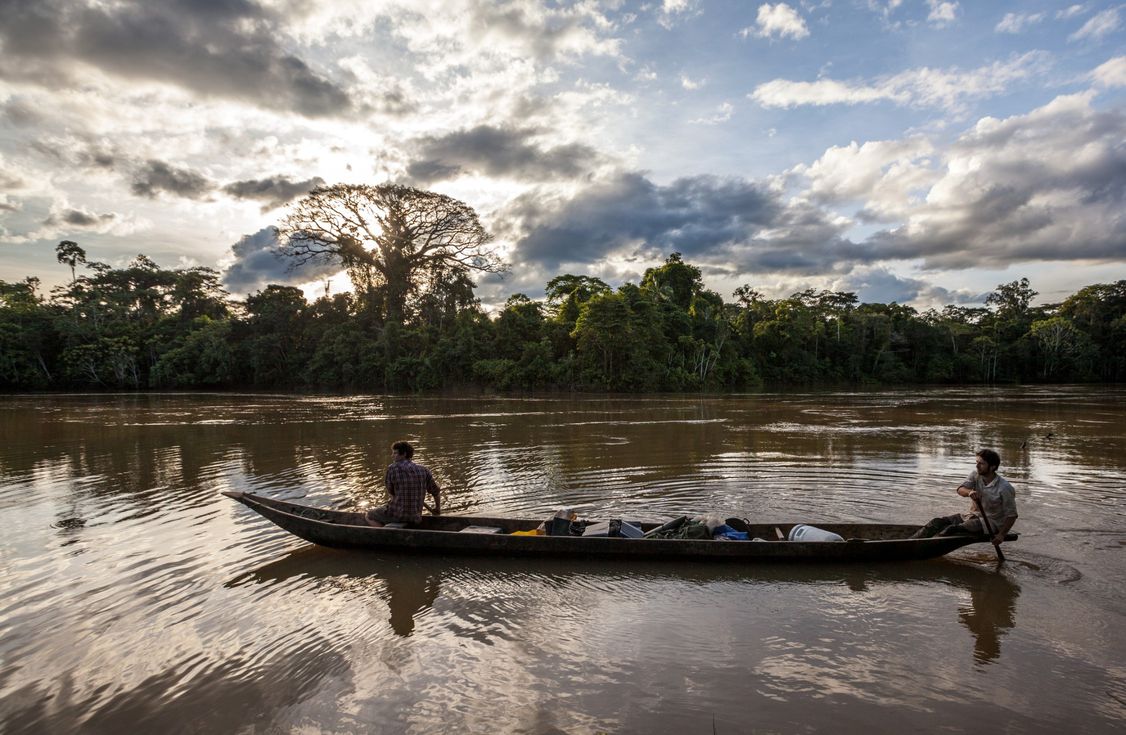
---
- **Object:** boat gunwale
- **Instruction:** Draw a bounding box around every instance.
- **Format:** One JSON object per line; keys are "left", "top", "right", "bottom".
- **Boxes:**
{"left": 225, "top": 491, "right": 1016, "bottom": 561}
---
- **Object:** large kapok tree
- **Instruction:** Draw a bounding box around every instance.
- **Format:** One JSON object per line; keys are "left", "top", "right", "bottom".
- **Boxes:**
{"left": 280, "top": 184, "right": 506, "bottom": 323}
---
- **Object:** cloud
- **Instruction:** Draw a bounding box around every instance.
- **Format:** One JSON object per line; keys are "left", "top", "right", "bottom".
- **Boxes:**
{"left": 0, "top": 0, "right": 358, "bottom": 118}
{"left": 750, "top": 53, "right": 1048, "bottom": 111}
{"left": 926, "top": 1, "right": 959, "bottom": 27}
{"left": 131, "top": 160, "right": 214, "bottom": 200}
{"left": 680, "top": 74, "right": 706, "bottom": 90}
{"left": 829, "top": 267, "right": 984, "bottom": 306}
{"left": 866, "top": 1, "right": 904, "bottom": 25}
{"left": 995, "top": 12, "right": 1045, "bottom": 34}
{"left": 0, "top": 96, "right": 43, "bottom": 127}
{"left": 502, "top": 172, "right": 852, "bottom": 274}
{"left": 794, "top": 136, "right": 937, "bottom": 220}
{"left": 405, "top": 125, "right": 602, "bottom": 184}
{"left": 690, "top": 102, "right": 735, "bottom": 125}
{"left": 1069, "top": 7, "right": 1122, "bottom": 42}
{"left": 741, "top": 3, "right": 810, "bottom": 40}
{"left": 222, "top": 176, "right": 326, "bottom": 212}
{"left": 1057, "top": 5, "right": 1088, "bottom": 20}
{"left": 1092, "top": 56, "right": 1126, "bottom": 87}
{"left": 658, "top": 0, "right": 700, "bottom": 30}
{"left": 389, "top": 0, "right": 624, "bottom": 68}
{"left": 0, "top": 156, "right": 25, "bottom": 191}
{"left": 21, "top": 200, "right": 146, "bottom": 241}
{"left": 857, "top": 92, "right": 1126, "bottom": 269}
{"left": 221, "top": 226, "right": 340, "bottom": 294}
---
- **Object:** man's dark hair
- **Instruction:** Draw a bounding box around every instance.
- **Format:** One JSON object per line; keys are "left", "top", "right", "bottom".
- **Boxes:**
{"left": 392, "top": 441, "right": 414, "bottom": 459}
{"left": 977, "top": 448, "right": 1001, "bottom": 472}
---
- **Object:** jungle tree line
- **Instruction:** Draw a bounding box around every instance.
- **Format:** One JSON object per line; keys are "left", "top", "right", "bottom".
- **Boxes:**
{"left": 1, "top": 184, "right": 1124, "bottom": 392}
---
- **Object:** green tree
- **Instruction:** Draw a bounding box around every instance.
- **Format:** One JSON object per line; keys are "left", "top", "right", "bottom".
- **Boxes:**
{"left": 236, "top": 285, "right": 310, "bottom": 387}
{"left": 640, "top": 252, "right": 703, "bottom": 310}
{"left": 280, "top": 184, "right": 506, "bottom": 324}
{"left": 55, "top": 240, "right": 86, "bottom": 284}
{"left": 0, "top": 278, "right": 55, "bottom": 387}
{"left": 545, "top": 274, "right": 611, "bottom": 327}
{"left": 1030, "top": 316, "right": 1089, "bottom": 379}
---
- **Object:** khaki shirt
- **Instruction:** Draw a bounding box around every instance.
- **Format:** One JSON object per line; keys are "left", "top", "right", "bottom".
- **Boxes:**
{"left": 961, "top": 471, "right": 1018, "bottom": 530}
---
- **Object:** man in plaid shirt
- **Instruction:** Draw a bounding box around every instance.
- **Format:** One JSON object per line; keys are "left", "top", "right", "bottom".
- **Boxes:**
{"left": 366, "top": 441, "right": 442, "bottom": 526}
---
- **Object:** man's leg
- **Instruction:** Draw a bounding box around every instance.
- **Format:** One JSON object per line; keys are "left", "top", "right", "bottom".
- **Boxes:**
{"left": 938, "top": 514, "right": 984, "bottom": 536}
{"left": 366, "top": 505, "right": 393, "bottom": 527}
{"left": 910, "top": 513, "right": 963, "bottom": 539}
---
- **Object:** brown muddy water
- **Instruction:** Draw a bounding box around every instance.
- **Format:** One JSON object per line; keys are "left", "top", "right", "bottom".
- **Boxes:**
{"left": 0, "top": 388, "right": 1124, "bottom": 734}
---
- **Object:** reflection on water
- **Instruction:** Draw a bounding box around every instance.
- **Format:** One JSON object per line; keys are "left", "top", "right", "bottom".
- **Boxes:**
{"left": 234, "top": 549, "right": 444, "bottom": 638}
{"left": 959, "top": 572, "right": 1021, "bottom": 665}
{"left": 1, "top": 388, "right": 1125, "bottom": 733}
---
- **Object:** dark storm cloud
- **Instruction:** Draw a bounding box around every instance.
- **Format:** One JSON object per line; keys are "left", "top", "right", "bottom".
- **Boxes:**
{"left": 222, "top": 175, "right": 325, "bottom": 212}
{"left": 834, "top": 268, "right": 987, "bottom": 306}
{"left": 41, "top": 205, "right": 118, "bottom": 229}
{"left": 0, "top": 0, "right": 357, "bottom": 118}
{"left": 505, "top": 172, "right": 805, "bottom": 270}
{"left": 406, "top": 126, "right": 602, "bottom": 184}
{"left": 131, "top": 160, "right": 215, "bottom": 200}
{"left": 221, "top": 226, "right": 339, "bottom": 294}
{"left": 81, "top": 149, "right": 118, "bottom": 170}
{"left": 59, "top": 209, "right": 111, "bottom": 227}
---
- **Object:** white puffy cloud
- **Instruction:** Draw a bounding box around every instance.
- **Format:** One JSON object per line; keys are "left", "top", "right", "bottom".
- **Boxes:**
{"left": 995, "top": 12, "right": 1045, "bottom": 34}
{"left": 1057, "top": 5, "right": 1088, "bottom": 20}
{"left": 926, "top": 1, "right": 959, "bottom": 27}
{"left": 658, "top": 0, "right": 700, "bottom": 30}
{"left": 1069, "top": 7, "right": 1122, "bottom": 42}
{"left": 793, "top": 136, "right": 938, "bottom": 221}
{"left": 741, "top": 3, "right": 810, "bottom": 40}
{"left": 680, "top": 74, "right": 706, "bottom": 90}
{"left": 750, "top": 53, "right": 1048, "bottom": 112}
{"left": 689, "top": 102, "right": 735, "bottom": 126}
{"left": 861, "top": 92, "right": 1126, "bottom": 269}
{"left": 1092, "top": 56, "right": 1126, "bottom": 87}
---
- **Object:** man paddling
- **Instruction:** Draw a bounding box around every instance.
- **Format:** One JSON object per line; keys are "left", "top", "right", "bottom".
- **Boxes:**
{"left": 366, "top": 441, "right": 441, "bottom": 527}
{"left": 911, "top": 449, "right": 1018, "bottom": 546}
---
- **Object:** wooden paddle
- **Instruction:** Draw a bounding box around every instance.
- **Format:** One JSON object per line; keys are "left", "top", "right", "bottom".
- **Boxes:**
{"left": 973, "top": 496, "right": 1005, "bottom": 563}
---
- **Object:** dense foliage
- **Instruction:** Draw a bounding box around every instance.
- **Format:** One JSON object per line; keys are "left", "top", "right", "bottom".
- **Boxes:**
{"left": 2, "top": 247, "right": 1124, "bottom": 392}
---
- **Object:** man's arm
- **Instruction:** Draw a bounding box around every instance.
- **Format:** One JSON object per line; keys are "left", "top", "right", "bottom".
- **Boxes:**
{"left": 956, "top": 472, "right": 977, "bottom": 498}
{"left": 992, "top": 515, "right": 1016, "bottom": 545}
{"left": 424, "top": 474, "right": 441, "bottom": 515}
{"left": 993, "top": 484, "right": 1018, "bottom": 544}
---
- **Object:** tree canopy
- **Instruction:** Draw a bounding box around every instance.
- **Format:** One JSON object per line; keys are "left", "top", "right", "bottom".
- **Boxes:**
{"left": 279, "top": 184, "right": 507, "bottom": 324}
{"left": 3, "top": 243, "right": 1125, "bottom": 392}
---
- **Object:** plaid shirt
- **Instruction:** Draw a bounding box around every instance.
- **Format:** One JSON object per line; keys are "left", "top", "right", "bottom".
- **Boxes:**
{"left": 384, "top": 459, "right": 440, "bottom": 522}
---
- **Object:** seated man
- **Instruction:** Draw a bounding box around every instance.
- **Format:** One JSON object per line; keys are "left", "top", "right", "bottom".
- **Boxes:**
{"left": 366, "top": 441, "right": 441, "bottom": 527}
{"left": 911, "top": 449, "right": 1018, "bottom": 547}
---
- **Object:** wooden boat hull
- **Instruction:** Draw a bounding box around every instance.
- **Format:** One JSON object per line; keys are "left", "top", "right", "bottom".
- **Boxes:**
{"left": 223, "top": 491, "right": 1017, "bottom": 562}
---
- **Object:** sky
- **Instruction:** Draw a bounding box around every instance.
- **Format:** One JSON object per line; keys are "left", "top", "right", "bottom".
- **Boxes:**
{"left": 1, "top": 0, "right": 1124, "bottom": 309}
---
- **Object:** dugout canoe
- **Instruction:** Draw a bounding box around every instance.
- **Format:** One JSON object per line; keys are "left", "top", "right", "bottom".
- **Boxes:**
{"left": 223, "top": 491, "right": 1017, "bottom": 562}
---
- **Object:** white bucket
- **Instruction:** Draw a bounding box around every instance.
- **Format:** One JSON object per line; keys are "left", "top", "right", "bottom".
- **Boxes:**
{"left": 788, "top": 524, "right": 845, "bottom": 542}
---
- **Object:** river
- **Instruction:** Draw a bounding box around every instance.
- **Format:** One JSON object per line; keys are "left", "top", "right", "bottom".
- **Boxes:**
{"left": 1, "top": 388, "right": 1124, "bottom": 733}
